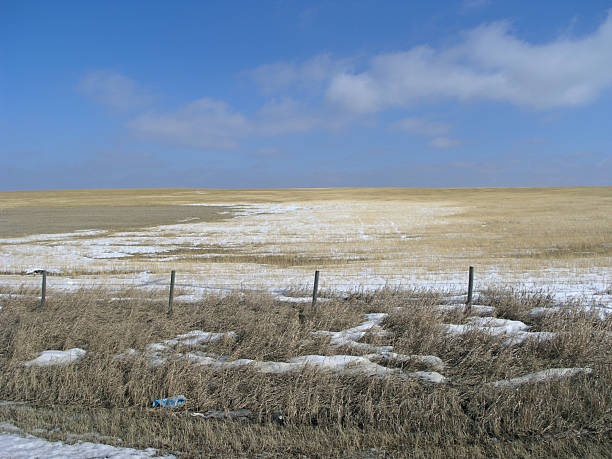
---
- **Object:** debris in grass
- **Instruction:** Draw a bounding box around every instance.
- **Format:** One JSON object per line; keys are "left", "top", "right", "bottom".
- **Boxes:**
{"left": 24, "top": 348, "right": 86, "bottom": 367}
{"left": 25, "top": 268, "right": 62, "bottom": 275}
{"left": 488, "top": 368, "right": 594, "bottom": 388}
{"left": 152, "top": 395, "right": 186, "bottom": 408}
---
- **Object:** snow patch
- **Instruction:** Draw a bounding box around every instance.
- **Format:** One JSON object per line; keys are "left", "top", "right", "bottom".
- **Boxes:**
{"left": 0, "top": 422, "right": 174, "bottom": 458}
{"left": 313, "top": 313, "right": 389, "bottom": 351}
{"left": 24, "top": 349, "right": 86, "bottom": 367}
{"left": 488, "top": 368, "right": 594, "bottom": 388}
{"left": 275, "top": 295, "right": 330, "bottom": 303}
{"left": 118, "top": 330, "right": 238, "bottom": 366}
{"left": 442, "top": 317, "right": 556, "bottom": 346}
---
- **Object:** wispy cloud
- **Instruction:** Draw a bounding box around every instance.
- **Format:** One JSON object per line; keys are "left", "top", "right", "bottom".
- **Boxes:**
{"left": 250, "top": 54, "right": 352, "bottom": 94}
{"left": 325, "top": 12, "right": 612, "bottom": 112}
{"left": 390, "top": 117, "right": 462, "bottom": 149}
{"left": 88, "top": 12, "right": 612, "bottom": 154}
{"left": 79, "top": 70, "right": 154, "bottom": 110}
{"left": 128, "top": 97, "right": 317, "bottom": 150}
{"left": 129, "top": 98, "right": 249, "bottom": 150}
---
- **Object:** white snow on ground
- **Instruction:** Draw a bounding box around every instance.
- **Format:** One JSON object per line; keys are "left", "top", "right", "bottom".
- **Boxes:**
{"left": 24, "top": 348, "right": 86, "bottom": 367}
{"left": 171, "top": 330, "right": 239, "bottom": 347}
{"left": 313, "top": 313, "right": 392, "bottom": 352}
{"left": 0, "top": 422, "right": 174, "bottom": 458}
{"left": 172, "top": 294, "right": 203, "bottom": 303}
{"left": 442, "top": 317, "right": 556, "bottom": 346}
{"left": 1, "top": 201, "right": 608, "bottom": 310}
{"left": 115, "top": 313, "right": 447, "bottom": 382}
{"left": 116, "top": 330, "right": 238, "bottom": 366}
{"left": 184, "top": 352, "right": 448, "bottom": 383}
{"left": 275, "top": 295, "right": 330, "bottom": 303}
{"left": 488, "top": 368, "right": 594, "bottom": 388}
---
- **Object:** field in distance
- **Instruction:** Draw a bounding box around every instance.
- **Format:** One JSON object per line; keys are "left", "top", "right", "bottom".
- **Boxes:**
{"left": 0, "top": 186, "right": 610, "bottom": 304}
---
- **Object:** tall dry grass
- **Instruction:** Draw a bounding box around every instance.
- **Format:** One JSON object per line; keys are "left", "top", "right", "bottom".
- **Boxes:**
{"left": 0, "top": 287, "right": 610, "bottom": 457}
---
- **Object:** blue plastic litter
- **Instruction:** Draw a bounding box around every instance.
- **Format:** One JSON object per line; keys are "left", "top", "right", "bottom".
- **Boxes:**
{"left": 152, "top": 395, "right": 186, "bottom": 408}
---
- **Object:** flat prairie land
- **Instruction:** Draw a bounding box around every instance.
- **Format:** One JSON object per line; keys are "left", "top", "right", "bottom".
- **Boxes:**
{"left": 0, "top": 187, "right": 610, "bottom": 303}
{"left": 0, "top": 187, "right": 610, "bottom": 456}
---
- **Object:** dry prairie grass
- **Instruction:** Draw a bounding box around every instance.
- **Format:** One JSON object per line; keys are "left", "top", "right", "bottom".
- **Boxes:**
{"left": 1, "top": 187, "right": 609, "bottom": 277}
{"left": 0, "top": 187, "right": 612, "bottom": 298}
{"left": 0, "top": 287, "right": 610, "bottom": 457}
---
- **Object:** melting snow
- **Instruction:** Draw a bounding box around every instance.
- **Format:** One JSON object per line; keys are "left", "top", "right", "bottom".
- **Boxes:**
{"left": 24, "top": 349, "right": 86, "bottom": 367}
{"left": 488, "top": 368, "right": 594, "bottom": 388}
{"left": 185, "top": 352, "right": 447, "bottom": 382}
{"left": 118, "top": 330, "right": 238, "bottom": 366}
{"left": 115, "top": 312, "right": 446, "bottom": 382}
{"left": 442, "top": 317, "right": 556, "bottom": 346}
{"left": 275, "top": 295, "right": 330, "bottom": 303}
{"left": 0, "top": 422, "right": 174, "bottom": 458}
{"left": 313, "top": 313, "right": 390, "bottom": 352}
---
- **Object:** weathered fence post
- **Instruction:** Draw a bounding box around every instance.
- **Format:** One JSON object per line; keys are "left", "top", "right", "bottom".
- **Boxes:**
{"left": 168, "top": 270, "right": 176, "bottom": 315}
{"left": 311, "top": 270, "right": 320, "bottom": 309}
{"left": 40, "top": 270, "right": 47, "bottom": 309}
{"left": 464, "top": 266, "right": 474, "bottom": 314}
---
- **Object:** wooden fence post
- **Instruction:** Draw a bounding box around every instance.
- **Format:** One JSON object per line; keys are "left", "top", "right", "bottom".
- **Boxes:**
{"left": 311, "top": 270, "right": 320, "bottom": 309}
{"left": 40, "top": 270, "right": 46, "bottom": 309}
{"left": 168, "top": 270, "right": 176, "bottom": 315}
{"left": 464, "top": 266, "right": 474, "bottom": 314}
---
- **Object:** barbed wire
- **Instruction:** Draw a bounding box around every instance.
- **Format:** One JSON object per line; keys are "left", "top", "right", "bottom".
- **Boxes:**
{"left": 1, "top": 268, "right": 608, "bottom": 298}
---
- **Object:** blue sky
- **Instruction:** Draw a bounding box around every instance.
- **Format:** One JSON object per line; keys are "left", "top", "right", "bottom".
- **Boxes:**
{"left": 1, "top": 0, "right": 611, "bottom": 190}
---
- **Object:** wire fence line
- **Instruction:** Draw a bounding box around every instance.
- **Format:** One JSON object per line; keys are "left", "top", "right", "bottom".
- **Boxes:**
{"left": 2, "top": 265, "right": 606, "bottom": 314}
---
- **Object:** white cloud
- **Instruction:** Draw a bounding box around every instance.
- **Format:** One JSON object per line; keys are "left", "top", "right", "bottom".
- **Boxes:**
{"left": 129, "top": 97, "right": 316, "bottom": 150}
{"left": 250, "top": 54, "right": 352, "bottom": 93}
{"left": 129, "top": 98, "right": 249, "bottom": 149}
{"left": 79, "top": 71, "right": 153, "bottom": 110}
{"left": 256, "top": 98, "right": 318, "bottom": 135}
{"left": 326, "top": 12, "right": 612, "bottom": 112}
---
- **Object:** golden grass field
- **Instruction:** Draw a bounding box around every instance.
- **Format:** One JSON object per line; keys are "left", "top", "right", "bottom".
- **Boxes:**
{"left": 1, "top": 186, "right": 610, "bottom": 296}
{"left": 0, "top": 187, "right": 610, "bottom": 457}
{"left": 0, "top": 287, "right": 610, "bottom": 457}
